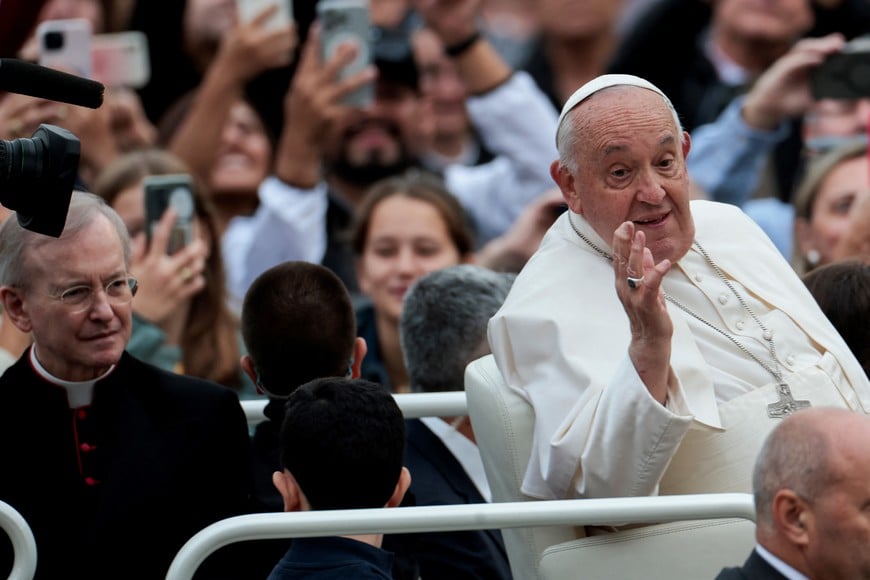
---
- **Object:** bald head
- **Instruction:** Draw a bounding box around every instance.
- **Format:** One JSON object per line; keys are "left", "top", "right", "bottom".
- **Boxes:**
{"left": 555, "top": 75, "right": 684, "bottom": 174}
{"left": 753, "top": 407, "right": 870, "bottom": 525}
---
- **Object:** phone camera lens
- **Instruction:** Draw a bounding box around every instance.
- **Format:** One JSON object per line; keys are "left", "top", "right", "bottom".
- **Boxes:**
{"left": 43, "top": 31, "right": 65, "bottom": 51}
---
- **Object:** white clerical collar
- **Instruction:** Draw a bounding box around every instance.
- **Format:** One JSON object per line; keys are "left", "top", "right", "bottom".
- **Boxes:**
{"left": 30, "top": 347, "right": 115, "bottom": 408}
{"left": 755, "top": 545, "right": 809, "bottom": 580}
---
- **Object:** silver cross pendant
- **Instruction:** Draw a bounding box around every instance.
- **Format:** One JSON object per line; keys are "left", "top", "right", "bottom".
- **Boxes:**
{"left": 767, "top": 382, "right": 811, "bottom": 419}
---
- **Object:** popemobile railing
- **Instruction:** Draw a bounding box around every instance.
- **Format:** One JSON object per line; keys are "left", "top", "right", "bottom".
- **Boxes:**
{"left": 165, "top": 492, "right": 756, "bottom": 580}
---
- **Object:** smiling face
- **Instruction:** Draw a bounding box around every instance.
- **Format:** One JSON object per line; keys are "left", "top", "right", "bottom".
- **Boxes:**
{"left": 797, "top": 154, "right": 870, "bottom": 267}
{"left": 356, "top": 194, "right": 465, "bottom": 324}
{"left": 209, "top": 101, "right": 273, "bottom": 197}
{"left": 554, "top": 86, "right": 695, "bottom": 264}
{"left": 325, "top": 80, "right": 423, "bottom": 188}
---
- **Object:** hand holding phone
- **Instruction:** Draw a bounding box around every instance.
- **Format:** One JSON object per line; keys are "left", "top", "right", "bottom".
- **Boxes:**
{"left": 811, "top": 36, "right": 870, "bottom": 100}
{"left": 144, "top": 175, "right": 196, "bottom": 255}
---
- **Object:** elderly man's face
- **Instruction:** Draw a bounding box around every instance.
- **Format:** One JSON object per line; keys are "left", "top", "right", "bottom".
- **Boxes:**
{"left": 10, "top": 215, "right": 132, "bottom": 381}
{"left": 556, "top": 87, "right": 695, "bottom": 264}
{"left": 801, "top": 421, "right": 870, "bottom": 579}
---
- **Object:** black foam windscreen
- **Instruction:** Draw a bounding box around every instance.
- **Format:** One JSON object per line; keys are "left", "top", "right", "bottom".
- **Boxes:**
{"left": 0, "top": 58, "right": 104, "bottom": 109}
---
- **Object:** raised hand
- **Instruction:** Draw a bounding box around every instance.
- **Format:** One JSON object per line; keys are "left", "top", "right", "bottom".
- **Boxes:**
{"left": 128, "top": 207, "right": 208, "bottom": 328}
{"left": 611, "top": 221, "right": 673, "bottom": 403}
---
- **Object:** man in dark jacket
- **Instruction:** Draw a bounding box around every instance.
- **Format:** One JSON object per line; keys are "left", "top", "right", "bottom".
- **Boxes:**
{"left": 0, "top": 191, "right": 252, "bottom": 579}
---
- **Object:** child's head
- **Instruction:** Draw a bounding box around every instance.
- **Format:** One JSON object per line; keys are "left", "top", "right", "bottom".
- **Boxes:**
{"left": 275, "top": 377, "right": 409, "bottom": 511}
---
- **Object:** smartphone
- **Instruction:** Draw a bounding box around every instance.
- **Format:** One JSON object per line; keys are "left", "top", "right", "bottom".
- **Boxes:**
{"left": 318, "top": 0, "right": 373, "bottom": 107}
{"left": 236, "top": 0, "right": 293, "bottom": 29}
{"left": 143, "top": 174, "right": 196, "bottom": 255}
{"left": 811, "top": 37, "right": 870, "bottom": 100}
{"left": 37, "top": 18, "right": 93, "bottom": 78}
{"left": 91, "top": 31, "right": 151, "bottom": 89}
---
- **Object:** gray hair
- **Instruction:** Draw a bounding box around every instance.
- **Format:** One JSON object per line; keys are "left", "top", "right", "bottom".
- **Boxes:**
{"left": 0, "top": 190, "right": 131, "bottom": 288}
{"left": 400, "top": 264, "right": 515, "bottom": 392}
{"left": 555, "top": 86, "right": 685, "bottom": 175}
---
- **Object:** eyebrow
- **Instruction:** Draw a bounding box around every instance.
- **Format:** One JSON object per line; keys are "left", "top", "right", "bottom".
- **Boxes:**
{"left": 602, "top": 134, "right": 677, "bottom": 156}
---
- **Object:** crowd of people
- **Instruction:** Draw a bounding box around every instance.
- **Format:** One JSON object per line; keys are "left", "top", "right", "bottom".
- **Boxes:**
{"left": 1, "top": 0, "right": 869, "bottom": 577}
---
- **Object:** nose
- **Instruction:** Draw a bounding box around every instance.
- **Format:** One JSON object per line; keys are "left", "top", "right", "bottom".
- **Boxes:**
{"left": 219, "top": 122, "right": 244, "bottom": 148}
{"left": 395, "top": 247, "right": 419, "bottom": 275}
{"left": 87, "top": 289, "right": 115, "bottom": 321}
{"left": 635, "top": 168, "right": 667, "bottom": 204}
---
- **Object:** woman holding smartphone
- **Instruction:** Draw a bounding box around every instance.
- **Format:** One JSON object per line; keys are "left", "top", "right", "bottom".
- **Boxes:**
{"left": 92, "top": 148, "right": 257, "bottom": 396}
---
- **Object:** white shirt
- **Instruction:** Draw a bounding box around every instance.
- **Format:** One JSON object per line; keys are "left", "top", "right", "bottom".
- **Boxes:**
{"left": 420, "top": 416, "right": 492, "bottom": 502}
{"left": 755, "top": 545, "right": 809, "bottom": 580}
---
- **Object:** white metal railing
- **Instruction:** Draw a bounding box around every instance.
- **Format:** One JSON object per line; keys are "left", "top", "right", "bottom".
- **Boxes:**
{"left": 241, "top": 391, "right": 468, "bottom": 427}
{"left": 0, "top": 500, "right": 37, "bottom": 580}
{"left": 165, "top": 493, "right": 756, "bottom": 580}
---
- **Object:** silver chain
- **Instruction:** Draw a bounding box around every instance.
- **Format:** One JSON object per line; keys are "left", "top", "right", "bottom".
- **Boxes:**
{"left": 567, "top": 213, "right": 785, "bottom": 384}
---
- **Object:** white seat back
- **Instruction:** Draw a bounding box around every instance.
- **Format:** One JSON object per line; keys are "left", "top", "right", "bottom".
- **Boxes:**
{"left": 464, "top": 354, "right": 756, "bottom": 580}
{"left": 464, "top": 354, "right": 577, "bottom": 579}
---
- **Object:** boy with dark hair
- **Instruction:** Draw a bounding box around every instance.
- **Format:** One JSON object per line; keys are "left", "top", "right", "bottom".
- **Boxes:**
{"left": 241, "top": 261, "right": 367, "bottom": 512}
{"left": 240, "top": 261, "right": 364, "bottom": 398}
{"left": 269, "top": 377, "right": 411, "bottom": 579}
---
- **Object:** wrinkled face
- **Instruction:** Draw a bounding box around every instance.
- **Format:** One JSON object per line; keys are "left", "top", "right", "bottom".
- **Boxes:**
{"left": 555, "top": 87, "right": 695, "bottom": 264}
{"left": 713, "top": 0, "right": 813, "bottom": 45}
{"left": 325, "top": 81, "right": 422, "bottom": 186}
{"left": 799, "top": 155, "right": 870, "bottom": 266}
{"left": 413, "top": 28, "right": 470, "bottom": 139}
{"left": 16, "top": 216, "right": 132, "bottom": 381}
{"left": 356, "top": 195, "right": 464, "bottom": 323}
{"left": 802, "top": 435, "right": 870, "bottom": 580}
{"left": 210, "top": 101, "right": 273, "bottom": 196}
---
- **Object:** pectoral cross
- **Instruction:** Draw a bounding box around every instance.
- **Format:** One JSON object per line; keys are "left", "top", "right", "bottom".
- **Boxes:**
{"left": 767, "top": 382, "right": 811, "bottom": 419}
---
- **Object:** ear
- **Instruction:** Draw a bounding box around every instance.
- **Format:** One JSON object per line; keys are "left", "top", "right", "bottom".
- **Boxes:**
{"left": 240, "top": 354, "right": 260, "bottom": 390}
{"left": 350, "top": 337, "right": 367, "bottom": 379}
{"left": 0, "top": 286, "right": 33, "bottom": 333}
{"left": 794, "top": 217, "right": 816, "bottom": 259}
{"left": 550, "top": 159, "right": 581, "bottom": 214}
{"left": 272, "top": 470, "right": 305, "bottom": 512}
{"left": 681, "top": 131, "right": 692, "bottom": 160}
{"left": 355, "top": 260, "right": 371, "bottom": 296}
{"left": 771, "top": 489, "right": 811, "bottom": 547}
{"left": 385, "top": 467, "right": 412, "bottom": 508}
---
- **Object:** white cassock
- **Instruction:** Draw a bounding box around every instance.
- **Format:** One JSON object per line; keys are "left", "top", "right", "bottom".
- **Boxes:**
{"left": 488, "top": 200, "right": 870, "bottom": 501}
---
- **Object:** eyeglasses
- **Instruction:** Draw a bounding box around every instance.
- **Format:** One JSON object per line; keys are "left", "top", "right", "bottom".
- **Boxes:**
{"left": 48, "top": 277, "right": 138, "bottom": 312}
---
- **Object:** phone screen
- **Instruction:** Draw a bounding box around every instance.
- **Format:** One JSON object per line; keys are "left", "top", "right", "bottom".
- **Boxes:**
{"left": 143, "top": 175, "right": 196, "bottom": 255}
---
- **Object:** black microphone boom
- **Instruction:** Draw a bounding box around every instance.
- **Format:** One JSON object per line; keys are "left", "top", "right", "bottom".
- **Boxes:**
{"left": 0, "top": 58, "right": 104, "bottom": 109}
